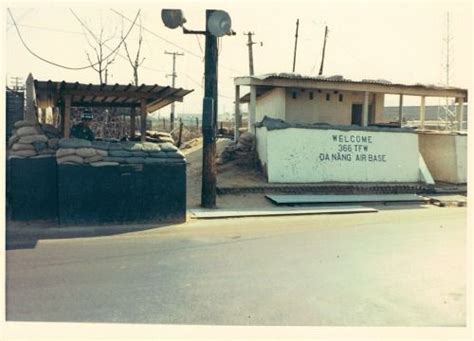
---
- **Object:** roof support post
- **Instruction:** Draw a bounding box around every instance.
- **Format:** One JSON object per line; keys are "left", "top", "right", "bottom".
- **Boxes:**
{"left": 398, "top": 94, "right": 403, "bottom": 127}
{"left": 63, "top": 95, "right": 71, "bottom": 138}
{"left": 234, "top": 85, "right": 241, "bottom": 142}
{"left": 130, "top": 108, "right": 136, "bottom": 139}
{"left": 249, "top": 85, "right": 257, "bottom": 134}
{"left": 362, "top": 91, "right": 369, "bottom": 127}
{"left": 456, "top": 97, "right": 464, "bottom": 131}
{"left": 140, "top": 99, "right": 147, "bottom": 142}
{"left": 40, "top": 107, "right": 47, "bottom": 124}
{"left": 419, "top": 96, "right": 426, "bottom": 130}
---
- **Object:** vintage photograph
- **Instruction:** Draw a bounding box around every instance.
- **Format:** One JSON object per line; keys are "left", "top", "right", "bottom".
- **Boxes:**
{"left": 2, "top": 0, "right": 471, "bottom": 339}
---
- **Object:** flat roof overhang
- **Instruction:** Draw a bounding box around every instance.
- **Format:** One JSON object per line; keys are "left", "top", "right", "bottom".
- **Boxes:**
{"left": 235, "top": 76, "right": 468, "bottom": 101}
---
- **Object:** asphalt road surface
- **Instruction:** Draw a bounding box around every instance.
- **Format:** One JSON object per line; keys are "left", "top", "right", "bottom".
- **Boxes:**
{"left": 6, "top": 205, "right": 466, "bottom": 326}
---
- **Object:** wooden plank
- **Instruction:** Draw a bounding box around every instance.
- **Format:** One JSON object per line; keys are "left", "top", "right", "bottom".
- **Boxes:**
{"left": 63, "top": 95, "right": 71, "bottom": 138}
{"left": 140, "top": 99, "right": 147, "bottom": 142}
{"left": 266, "top": 194, "right": 428, "bottom": 205}
{"left": 190, "top": 205, "right": 378, "bottom": 219}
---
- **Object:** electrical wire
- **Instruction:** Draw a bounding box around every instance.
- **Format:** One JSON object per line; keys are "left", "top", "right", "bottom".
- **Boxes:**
{"left": 70, "top": 9, "right": 168, "bottom": 74}
{"left": 7, "top": 8, "right": 141, "bottom": 71}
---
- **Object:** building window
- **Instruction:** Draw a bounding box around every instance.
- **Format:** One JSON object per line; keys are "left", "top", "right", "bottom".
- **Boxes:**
{"left": 326, "top": 93, "right": 330, "bottom": 101}
{"left": 339, "top": 94, "right": 343, "bottom": 102}
{"left": 309, "top": 92, "right": 314, "bottom": 100}
{"left": 292, "top": 91, "right": 297, "bottom": 99}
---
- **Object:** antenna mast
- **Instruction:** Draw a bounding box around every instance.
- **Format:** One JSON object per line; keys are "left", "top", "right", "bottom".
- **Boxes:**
{"left": 292, "top": 19, "right": 299, "bottom": 72}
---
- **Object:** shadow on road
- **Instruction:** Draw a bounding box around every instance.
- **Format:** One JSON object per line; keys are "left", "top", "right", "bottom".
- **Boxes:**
{"left": 6, "top": 219, "right": 176, "bottom": 251}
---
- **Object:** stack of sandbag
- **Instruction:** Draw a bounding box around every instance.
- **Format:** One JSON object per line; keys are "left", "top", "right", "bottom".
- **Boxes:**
{"left": 145, "top": 130, "right": 175, "bottom": 144}
{"left": 40, "top": 124, "right": 61, "bottom": 149}
{"left": 8, "top": 120, "right": 56, "bottom": 159}
{"left": 103, "top": 141, "right": 185, "bottom": 165}
{"left": 56, "top": 139, "right": 185, "bottom": 167}
{"left": 217, "top": 132, "right": 256, "bottom": 165}
{"left": 56, "top": 138, "right": 109, "bottom": 166}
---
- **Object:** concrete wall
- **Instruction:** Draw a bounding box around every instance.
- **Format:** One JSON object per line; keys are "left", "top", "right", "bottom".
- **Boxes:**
{"left": 284, "top": 89, "right": 353, "bottom": 125}
{"left": 418, "top": 132, "right": 467, "bottom": 183}
{"left": 255, "top": 88, "right": 286, "bottom": 123}
{"left": 260, "top": 127, "right": 420, "bottom": 183}
{"left": 254, "top": 88, "right": 385, "bottom": 125}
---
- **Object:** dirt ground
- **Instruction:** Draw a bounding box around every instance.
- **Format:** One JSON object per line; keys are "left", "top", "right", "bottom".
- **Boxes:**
{"left": 182, "top": 138, "right": 275, "bottom": 209}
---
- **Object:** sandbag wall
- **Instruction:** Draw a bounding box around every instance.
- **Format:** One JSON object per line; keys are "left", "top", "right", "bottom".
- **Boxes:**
{"left": 56, "top": 139, "right": 186, "bottom": 225}
{"left": 6, "top": 120, "right": 61, "bottom": 221}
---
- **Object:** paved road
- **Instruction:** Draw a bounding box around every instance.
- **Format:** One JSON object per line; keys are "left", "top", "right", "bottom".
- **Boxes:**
{"left": 6, "top": 205, "right": 466, "bottom": 326}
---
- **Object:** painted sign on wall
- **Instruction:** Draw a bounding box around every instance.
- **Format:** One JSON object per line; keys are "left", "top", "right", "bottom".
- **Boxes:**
{"left": 262, "top": 127, "right": 420, "bottom": 183}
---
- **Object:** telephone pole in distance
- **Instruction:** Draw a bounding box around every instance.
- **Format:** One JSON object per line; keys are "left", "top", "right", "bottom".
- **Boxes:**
{"left": 165, "top": 51, "right": 184, "bottom": 131}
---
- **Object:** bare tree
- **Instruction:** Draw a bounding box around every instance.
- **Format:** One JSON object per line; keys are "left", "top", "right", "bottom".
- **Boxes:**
{"left": 122, "top": 14, "right": 145, "bottom": 86}
{"left": 84, "top": 26, "right": 119, "bottom": 84}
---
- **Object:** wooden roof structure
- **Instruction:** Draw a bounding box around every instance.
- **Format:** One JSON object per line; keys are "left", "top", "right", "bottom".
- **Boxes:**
{"left": 34, "top": 80, "right": 194, "bottom": 113}
{"left": 28, "top": 76, "right": 194, "bottom": 141}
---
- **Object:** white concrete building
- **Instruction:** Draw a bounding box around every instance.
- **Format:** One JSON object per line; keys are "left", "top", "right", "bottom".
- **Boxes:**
{"left": 234, "top": 73, "right": 468, "bottom": 184}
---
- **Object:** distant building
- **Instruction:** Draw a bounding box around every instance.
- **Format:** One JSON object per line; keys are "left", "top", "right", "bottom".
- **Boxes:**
{"left": 233, "top": 73, "right": 468, "bottom": 184}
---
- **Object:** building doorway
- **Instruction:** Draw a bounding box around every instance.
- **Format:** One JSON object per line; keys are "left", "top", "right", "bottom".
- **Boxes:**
{"left": 351, "top": 104, "right": 372, "bottom": 126}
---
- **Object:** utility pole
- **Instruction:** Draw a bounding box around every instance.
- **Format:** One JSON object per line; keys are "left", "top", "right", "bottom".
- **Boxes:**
{"left": 292, "top": 19, "right": 299, "bottom": 72}
{"left": 201, "top": 10, "right": 219, "bottom": 208}
{"left": 10, "top": 76, "right": 24, "bottom": 91}
{"left": 244, "top": 32, "right": 262, "bottom": 75}
{"left": 318, "top": 26, "right": 328, "bottom": 76}
{"left": 165, "top": 51, "right": 184, "bottom": 131}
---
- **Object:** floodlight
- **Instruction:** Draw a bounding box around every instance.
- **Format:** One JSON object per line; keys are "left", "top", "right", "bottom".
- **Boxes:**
{"left": 207, "top": 10, "right": 232, "bottom": 37}
{"left": 161, "top": 9, "right": 186, "bottom": 29}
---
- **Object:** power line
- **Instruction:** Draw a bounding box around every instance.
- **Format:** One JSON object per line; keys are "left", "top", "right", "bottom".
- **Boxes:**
{"left": 7, "top": 23, "right": 84, "bottom": 35}
{"left": 110, "top": 9, "right": 244, "bottom": 75}
{"left": 8, "top": 8, "right": 141, "bottom": 71}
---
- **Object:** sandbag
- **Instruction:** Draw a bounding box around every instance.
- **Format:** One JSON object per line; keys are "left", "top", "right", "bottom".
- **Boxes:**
{"left": 90, "top": 161, "right": 119, "bottom": 167}
{"left": 148, "top": 151, "right": 168, "bottom": 158}
{"left": 56, "top": 148, "right": 76, "bottom": 158}
{"left": 48, "top": 138, "right": 59, "bottom": 149}
{"left": 9, "top": 149, "right": 37, "bottom": 157}
{"left": 33, "top": 141, "right": 48, "bottom": 152}
{"left": 17, "top": 126, "right": 42, "bottom": 137}
{"left": 14, "top": 120, "right": 37, "bottom": 129}
{"left": 166, "top": 151, "right": 185, "bottom": 159}
{"left": 8, "top": 134, "right": 21, "bottom": 147}
{"left": 11, "top": 143, "right": 35, "bottom": 151}
{"left": 38, "top": 149, "right": 56, "bottom": 155}
{"left": 108, "top": 143, "right": 123, "bottom": 151}
{"left": 19, "top": 134, "right": 48, "bottom": 144}
{"left": 124, "top": 157, "right": 146, "bottom": 164}
{"left": 109, "top": 150, "right": 133, "bottom": 157}
{"left": 141, "top": 142, "right": 161, "bottom": 152}
{"left": 92, "top": 141, "right": 110, "bottom": 150}
{"left": 159, "top": 142, "right": 178, "bottom": 152}
{"left": 84, "top": 155, "right": 103, "bottom": 163}
{"left": 96, "top": 149, "right": 108, "bottom": 157}
{"left": 122, "top": 142, "right": 143, "bottom": 151}
{"left": 103, "top": 156, "right": 125, "bottom": 163}
{"left": 57, "top": 155, "right": 84, "bottom": 165}
{"left": 76, "top": 148, "right": 97, "bottom": 158}
{"left": 58, "top": 138, "right": 92, "bottom": 148}
{"left": 131, "top": 151, "right": 148, "bottom": 157}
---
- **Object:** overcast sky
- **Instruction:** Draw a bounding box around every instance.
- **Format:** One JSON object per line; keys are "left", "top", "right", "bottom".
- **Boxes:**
{"left": 4, "top": 0, "right": 472, "bottom": 117}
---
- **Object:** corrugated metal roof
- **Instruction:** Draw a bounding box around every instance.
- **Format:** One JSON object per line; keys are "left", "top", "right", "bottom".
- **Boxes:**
{"left": 34, "top": 80, "right": 194, "bottom": 113}
{"left": 251, "top": 73, "right": 466, "bottom": 91}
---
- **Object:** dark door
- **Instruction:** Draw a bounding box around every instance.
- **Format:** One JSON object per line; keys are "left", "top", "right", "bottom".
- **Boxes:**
{"left": 351, "top": 104, "right": 362, "bottom": 125}
{"left": 351, "top": 104, "right": 373, "bottom": 126}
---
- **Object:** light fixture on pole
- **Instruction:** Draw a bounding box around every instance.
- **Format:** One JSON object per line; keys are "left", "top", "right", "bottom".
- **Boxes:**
{"left": 161, "top": 8, "right": 234, "bottom": 209}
